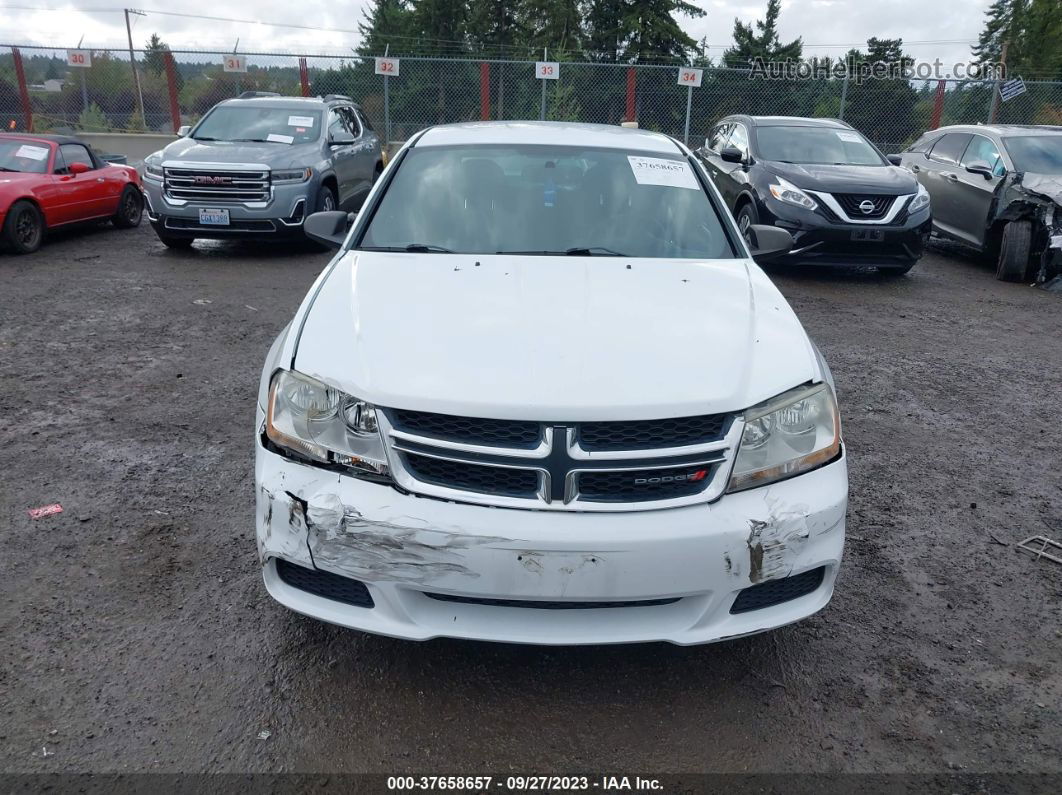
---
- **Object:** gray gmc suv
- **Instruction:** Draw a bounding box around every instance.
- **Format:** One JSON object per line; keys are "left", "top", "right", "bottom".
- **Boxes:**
{"left": 142, "top": 93, "right": 382, "bottom": 247}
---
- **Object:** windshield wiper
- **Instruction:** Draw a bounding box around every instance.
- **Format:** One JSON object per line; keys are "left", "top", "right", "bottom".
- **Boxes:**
{"left": 496, "top": 247, "right": 627, "bottom": 257}
{"left": 231, "top": 138, "right": 284, "bottom": 143}
{"left": 360, "top": 243, "right": 455, "bottom": 253}
{"left": 192, "top": 136, "right": 219, "bottom": 141}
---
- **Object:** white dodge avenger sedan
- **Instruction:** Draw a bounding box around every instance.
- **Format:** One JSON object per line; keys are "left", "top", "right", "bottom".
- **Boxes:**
{"left": 255, "top": 121, "right": 848, "bottom": 645}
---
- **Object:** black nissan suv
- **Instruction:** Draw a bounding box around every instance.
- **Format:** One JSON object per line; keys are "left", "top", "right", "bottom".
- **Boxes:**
{"left": 697, "top": 116, "right": 931, "bottom": 275}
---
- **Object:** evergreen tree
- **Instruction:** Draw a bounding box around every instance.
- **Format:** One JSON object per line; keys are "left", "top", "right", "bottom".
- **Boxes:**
{"left": 523, "top": 0, "right": 583, "bottom": 54}
{"left": 144, "top": 33, "right": 169, "bottom": 76}
{"left": 620, "top": 0, "right": 705, "bottom": 63}
{"left": 467, "top": 0, "right": 525, "bottom": 55}
{"left": 411, "top": 0, "right": 468, "bottom": 56}
{"left": 972, "top": 0, "right": 1021, "bottom": 64}
{"left": 357, "top": 0, "right": 413, "bottom": 56}
{"left": 723, "top": 0, "right": 802, "bottom": 66}
{"left": 585, "top": 0, "right": 627, "bottom": 62}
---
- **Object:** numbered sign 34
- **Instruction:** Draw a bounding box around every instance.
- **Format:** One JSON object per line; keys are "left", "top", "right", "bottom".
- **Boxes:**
{"left": 223, "top": 55, "right": 247, "bottom": 73}
{"left": 66, "top": 49, "right": 92, "bottom": 68}
{"left": 536, "top": 62, "right": 559, "bottom": 80}
{"left": 678, "top": 68, "right": 703, "bottom": 88}
{"left": 375, "top": 57, "right": 400, "bottom": 76}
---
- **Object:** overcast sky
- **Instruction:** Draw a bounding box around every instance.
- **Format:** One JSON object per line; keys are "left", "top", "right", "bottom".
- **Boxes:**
{"left": 1, "top": 0, "right": 992, "bottom": 69}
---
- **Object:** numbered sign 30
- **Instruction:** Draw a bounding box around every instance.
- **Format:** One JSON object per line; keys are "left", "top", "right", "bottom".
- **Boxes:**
{"left": 375, "top": 57, "right": 400, "bottom": 76}
{"left": 66, "top": 50, "right": 92, "bottom": 68}
{"left": 536, "top": 62, "right": 559, "bottom": 80}
{"left": 678, "top": 68, "right": 703, "bottom": 88}
{"left": 223, "top": 55, "right": 247, "bottom": 73}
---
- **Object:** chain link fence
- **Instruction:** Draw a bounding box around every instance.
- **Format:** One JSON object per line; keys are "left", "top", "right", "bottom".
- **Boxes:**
{"left": 4, "top": 44, "right": 1062, "bottom": 154}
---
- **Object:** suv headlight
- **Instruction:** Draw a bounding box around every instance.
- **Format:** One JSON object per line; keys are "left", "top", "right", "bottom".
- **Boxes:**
{"left": 727, "top": 383, "right": 841, "bottom": 492}
{"left": 265, "top": 369, "right": 389, "bottom": 479}
{"left": 272, "top": 167, "right": 313, "bottom": 183}
{"left": 143, "top": 151, "right": 163, "bottom": 179}
{"left": 909, "top": 183, "right": 930, "bottom": 213}
{"left": 768, "top": 177, "right": 818, "bottom": 211}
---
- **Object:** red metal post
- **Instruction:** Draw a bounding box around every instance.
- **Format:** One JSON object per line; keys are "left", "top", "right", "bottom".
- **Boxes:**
{"left": 480, "top": 62, "right": 491, "bottom": 121}
{"left": 163, "top": 51, "right": 182, "bottom": 133}
{"left": 299, "top": 58, "right": 310, "bottom": 97}
{"left": 929, "top": 80, "right": 946, "bottom": 130}
{"left": 12, "top": 47, "right": 33, "bottom": 132}
{"left": 625, "top": 67, "right": 636, "bottom": 123}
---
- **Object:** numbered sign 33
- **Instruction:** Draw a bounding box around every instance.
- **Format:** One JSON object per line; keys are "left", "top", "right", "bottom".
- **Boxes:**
{"left": 375, "top": 57, "right": 400, "bottom": 76}
{"left": 66, "top": 50, "right": 92, "bottom": 68}
{"left": 536, "top": 62, "right": 559, "bottom": 80}
{"left": 678, "top": 68, "right": 703, "bottom": 88}
{"left": 223, "top": 55, "right": 247, "bottom": 73}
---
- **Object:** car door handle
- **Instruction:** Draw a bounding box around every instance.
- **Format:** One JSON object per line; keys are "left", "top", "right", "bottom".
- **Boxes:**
{"left": 943, "top": 172, "right": 959, "bottom": 183}
{"left": 911, "top": 164, "right": 920, "bottom": 172}
{"left": 96, "top": 177, "right": 105, "bottom": 182}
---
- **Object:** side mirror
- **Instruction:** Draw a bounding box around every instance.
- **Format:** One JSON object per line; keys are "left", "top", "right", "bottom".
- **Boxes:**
{"left": 329, "top": 130, "right": 356, "bottom": 147}
{"left": 720, "top": 146, "right": 744, "bottom": 164}
{"left": 703, "top": 137, "right": 711, "bottom": 151}
{"left": 886, "top": 154, "right": 902, "bottom": 166}
{"left": 303, "top": 210, "right": 351, "bottom": 249}
{"left": 177, "top": 125, "right": 191, "bottom": 137}
{"left": 745, "top": 224, "right": 793, "bottom": 262}
{"left": 965, "top": 162, "right": 994, "bottom": 180}
{"left": 69, "top": 161, "right": 91, "bottom": 175}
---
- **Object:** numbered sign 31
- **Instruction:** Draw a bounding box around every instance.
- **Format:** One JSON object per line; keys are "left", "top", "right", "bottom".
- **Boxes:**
{"left": 223, "top": 55, "right": 247, "bottom": 73}
{"left": 375, "top": 57, "right": 400, "bottom": 76}
{"left": 536, "top": 62, "right": 559, "bottom": 80}
{"left": 678, "top": 68, "right": 703, "bottom": 88}
{"left": 66, "top": 49, "right": 92, "bottom": 68}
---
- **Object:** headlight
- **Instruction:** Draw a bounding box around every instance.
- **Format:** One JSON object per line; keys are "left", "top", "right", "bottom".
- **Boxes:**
{"left": 909, "top": 183, "right": 930, "bottom": 213}
{"left": 272, "top": 167, "right": 313, "bottom": 183}
{"left": 143, "top": 152, "right": 163, "bottom": 179}
{"left": 727, "top": 383, "right": 841, "bottom": 492}
{"left": 768, "top": 177, "right": 817, "bottom": 211}
{"left": 265, "top": 369, "right": 389, "bottom": 479}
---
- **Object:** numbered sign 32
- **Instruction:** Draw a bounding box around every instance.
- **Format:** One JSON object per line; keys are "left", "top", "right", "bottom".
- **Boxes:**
{"left": 678, "top": 68, "right": 703, "bottom": 88}
{"left": 223, "top": 55, "right": 247, "bottom": 73}
{"left": 375, "top": 57, "right": 400, "bottom": 77}
{"left": 536, "top": 62, "right": 559, "bottom": 80}
{"left": 66, "top": 49, "right": 92, "bottom": 68}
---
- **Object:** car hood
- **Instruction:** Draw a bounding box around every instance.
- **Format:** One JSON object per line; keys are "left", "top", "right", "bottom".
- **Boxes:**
{"left": 292, "top": 252, "right": 820, "bottom": 421}
{"left": 1017, "top": 173, "right": 1062, "bottom": 205}
{"left": 160, "top": 137, "right": 320, "bottom": 169}
{"left": 763, "top": 161, "right": 918, "bottom": 195}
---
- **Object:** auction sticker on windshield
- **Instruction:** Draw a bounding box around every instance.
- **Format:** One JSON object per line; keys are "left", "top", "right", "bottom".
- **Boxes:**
{"left": 627, "top": 156, "right": 699, "bottom": 189}
{"left": 288, "top": 115, "right": 314, "bottom": 127}
{"left": 15, "top": 145, "right": 49, "bottom": 161}
{"left": 266, "top": 133, "right": 295, "bottom": 144}
{"left": 836, "top": 131, "right": 863, "bottom": 144}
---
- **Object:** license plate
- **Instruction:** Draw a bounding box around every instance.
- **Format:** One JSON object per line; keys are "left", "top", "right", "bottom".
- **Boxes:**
{"left": 851, "top": 229, "right": 884, "bottom": 242}
{"left": 198, "top": 208, "right": 230, "bottom": 226}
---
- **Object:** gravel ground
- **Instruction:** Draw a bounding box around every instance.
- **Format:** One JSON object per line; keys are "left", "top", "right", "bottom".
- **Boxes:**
{"left": 1, "top": 222, "right": 1060, "bottom": 777}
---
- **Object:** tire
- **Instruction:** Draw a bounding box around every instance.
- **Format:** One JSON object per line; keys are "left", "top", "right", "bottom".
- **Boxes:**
{"left": 372, "top": 162, "right": 383, "bottom": 184}
{"left": 736, "top": 202, "right": 758, "bottom": 245}
{"left": 316, "top": 184, "right": 337, "bottom": 213}
{"left": 112, "top": 185, "right": 144, "bottom": 228}
{"left": 156, "top": 231, "right": 194, "bottom": 249}
{"left": 879, "top": 260, "right": 917, "bottom": 277}
{"left": 996, "top": 220, "right": 1032, "bottom": 282}
{"left": 2, "top": 200, "right": 44, "bottom": 254}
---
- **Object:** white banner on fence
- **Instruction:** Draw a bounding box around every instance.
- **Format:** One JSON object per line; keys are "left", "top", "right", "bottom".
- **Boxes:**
{"left": 66, "top": 49, "right": 91, "bottom": 68}
{"left": 999, "top": 77, "right": 1026, "bottom": 102}
{"left": 223, "top": 54, "right": 247, "bottom": 73}
{"left": 677, "top": 68, "right": 703, "bottom": 88}
{"left": 375, "top": 57, "right": 400, "bottom": 76}
{"left": 536, "top": 62, "right": 559, "bottom": 80}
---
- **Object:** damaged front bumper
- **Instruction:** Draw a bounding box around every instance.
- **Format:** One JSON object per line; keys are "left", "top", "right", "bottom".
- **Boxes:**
{"left": 255, "top": 421, "right": 848, "bottom": 646}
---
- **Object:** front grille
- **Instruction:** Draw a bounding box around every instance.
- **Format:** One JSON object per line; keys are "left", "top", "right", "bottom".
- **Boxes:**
{"left": 424, "top": 593, "right": 681, "bottom": 610}
{"left": 164, "top": 166, "right": 271, "bottom": 203}
{"left": 404, "top": 453, "right": 539, "bottom": 498}
{"left": 392, "top": 409, "right": 541, "bottom": 448}
{"left": 834, "top": 193, "right": 893, "bottom": 220}
{"left": 730, "top": 567, "right": 825, "bottom": 614}
{"left": 579, "top": 414, "right": 728, "bottom": 451}
{"left": 275, "top": 559, "right": 374, "bottom": 608}
{"left": 578, "top": 465, "right": 713, "bottom": 502}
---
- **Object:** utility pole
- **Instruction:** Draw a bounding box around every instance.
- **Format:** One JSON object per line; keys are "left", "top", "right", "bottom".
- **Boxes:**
{"left": 125, "top": 8, "right": 146, "bottom": 123}
{"left": 988, "top": 40, "right": 1009, "bottom": 124}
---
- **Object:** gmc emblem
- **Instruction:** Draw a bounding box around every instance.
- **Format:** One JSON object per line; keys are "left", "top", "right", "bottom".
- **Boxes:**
{"left": 194, "top": 175, "right": 232, "bottom": 185}
{"left": 634, "top": 469, "right": 709, "bottom": 486}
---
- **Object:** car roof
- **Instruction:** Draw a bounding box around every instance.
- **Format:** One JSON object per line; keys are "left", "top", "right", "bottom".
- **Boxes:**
{"left": 219, "top": 95, "right": 360, "bottom": 110}
{"left": 0, "top": 132, "right": 84, "bottom": 146}
{"left": 726, "top": 115, "right": 851, "bottom": 129}
{"left": 414, "top": 121, "right": 682, "bottom": 154}
{"left": 931, "top": 124, "right": 1062, "bottom": 138}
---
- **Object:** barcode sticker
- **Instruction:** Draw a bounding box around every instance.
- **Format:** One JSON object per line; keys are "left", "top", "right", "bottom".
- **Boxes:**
{"left": 266, "top": 133, "right": 295, "bottom": 144}
{"left": 627, "top": 156, "right": 699, "bottom": 190}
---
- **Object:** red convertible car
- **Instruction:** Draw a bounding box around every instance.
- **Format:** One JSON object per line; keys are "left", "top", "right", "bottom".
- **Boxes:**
{"left": 0, "top": 133, "right": 143, "bottom": 254}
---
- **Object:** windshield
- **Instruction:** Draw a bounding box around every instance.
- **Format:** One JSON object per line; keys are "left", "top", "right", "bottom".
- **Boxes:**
{"left": 0, "top": 139, "right": 50, "bottom": 173}
{"left": 754, "top": 126, "right": 885, "bottom": 166}
{"left": 192, "top": 107, "right": 321, "bottom": 144}
{"left": 358, "top": 144, "right": 736, "bottom": 259}
{"left": 1003, "top": 136, "right": 1062, "bottom": 174}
